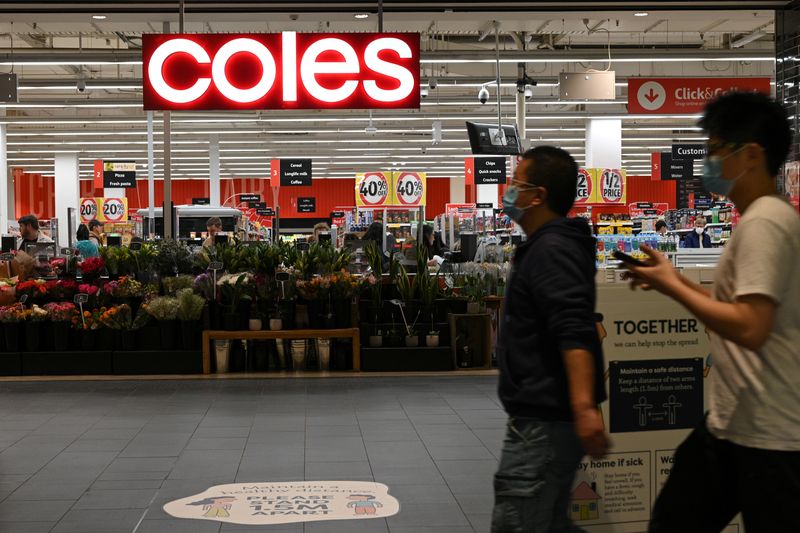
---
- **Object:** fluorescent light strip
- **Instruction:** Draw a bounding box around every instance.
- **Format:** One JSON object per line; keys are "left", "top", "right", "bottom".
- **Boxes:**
{"left": 0, "top": 61, "right": 142, "bottom": 66}
{"left": 18, "top": 85, "right": 144, "bottom": 90}
{"left": 420, "top": 57, "right": 773, "bottom": 64}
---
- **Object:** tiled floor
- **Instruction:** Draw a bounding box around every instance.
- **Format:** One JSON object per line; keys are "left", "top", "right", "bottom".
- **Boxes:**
{"left": 0, "top": 376, "right": 505, "bottom": 533}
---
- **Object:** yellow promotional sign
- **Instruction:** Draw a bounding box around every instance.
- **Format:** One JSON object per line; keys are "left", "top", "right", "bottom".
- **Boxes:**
{"left": 596, "top": 168, "right": 627, "bottom": 205}
{"left": 575, "top": 168, "right": 599, "bottom": 205}
{"left": 392, "top": 172, "right": 426, "bottom": 207}
{"left": 355, "top": 172, "right": 393, "bottom": 207}
{"left": 79, "top": 197, "right": 129, "bottom": 224}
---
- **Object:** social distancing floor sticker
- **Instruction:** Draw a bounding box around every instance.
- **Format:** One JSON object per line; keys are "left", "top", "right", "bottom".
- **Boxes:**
{"left": 163, "top": 481, "right": 400, "bottom": 525}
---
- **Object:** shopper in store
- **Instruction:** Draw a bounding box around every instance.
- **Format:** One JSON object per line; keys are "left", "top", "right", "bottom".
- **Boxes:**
{"left": 363, "top": 222, "right": 389, "bottom": 269}
{"left": 308, "top": 222, "right": 330, "bottom": 244}
{"left": 74, "top": 224, "right": 100, "bottom": 259}
{"left": 203, "top": 217, "right": 223, "bottom": 248}
{"left": 623, "top": 92, "right": 800, "bottom": 533}
{"left": 683, "top": 216, "right": 712, "bottom": 248}
{"left": 655, "top": 220, "right": 668, "bottom": 236}
{"left": 16, "top": 215, "right": 53, "bottom": 251}
{"left": 493, "top": 146, "right": 608, "bottom": 533}
{"left": 88, "top": 219, "right": 104, "bottom": 246}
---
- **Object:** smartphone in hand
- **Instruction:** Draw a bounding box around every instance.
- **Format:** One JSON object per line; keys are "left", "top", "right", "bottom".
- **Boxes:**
{"left": 612, "top": 250, "right": 649, "bottom": 267}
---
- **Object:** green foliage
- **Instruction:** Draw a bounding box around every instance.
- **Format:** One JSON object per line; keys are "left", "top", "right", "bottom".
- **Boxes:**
{"left": 396, "top": 264, "right": 416, "bottom": 302}
{"left": 162, "top": 275, "right": 196, "bottom": 295}
{"left": 131, "top": 243, "right": 158, "bottom": 274}
{"left": 176, "top": 288, "right": 205, "bottom": 322}
{"left": 364, "top": 241, "right": 383, "bottom": 277}
{"left": 218, "top": 273, "right": 252, "bottom": 314}
{"left": 418, "top": 267, "right": 441, "bottom": 307}
{"left": 144, "top": 296, "right": 179, "bottom": 321}
{"left": 100, "top": 246, "right": 132, "bottom": 276}
{"left": 155, "top": 239, "right": 195, "bottom": 276}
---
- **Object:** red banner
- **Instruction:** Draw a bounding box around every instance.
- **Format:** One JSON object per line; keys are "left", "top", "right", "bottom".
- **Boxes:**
{"left": 143, "top": 32, "right": 420, "bottom": 111}
{"left": 627, "top": 77, "right": 771, "bottom": 114}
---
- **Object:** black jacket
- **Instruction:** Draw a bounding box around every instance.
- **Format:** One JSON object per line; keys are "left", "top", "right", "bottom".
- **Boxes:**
{"left": 683, "top": 230, "right": 712, "bottom": 248}
{"left": 497, "top": 217, "right": 606, "bottom": 420}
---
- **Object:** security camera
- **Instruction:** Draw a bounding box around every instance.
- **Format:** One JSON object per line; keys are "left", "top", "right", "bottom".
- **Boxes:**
{"left": 524, "top": 86, "right": 533, "bottom": 100}
{"left": 428, "top": 78, "right": 437, "bottom": 90}
{"left": 76, "top": 79, "right": 86, "bottom": 92}
{"left": 478, "top": 86, "right": 489, "bottom": 104}
{"left": 421, "top": 87, "right": 428, "bottom": 98}
{"left": 289, "top": 14, "right": 299, "bottom": 20}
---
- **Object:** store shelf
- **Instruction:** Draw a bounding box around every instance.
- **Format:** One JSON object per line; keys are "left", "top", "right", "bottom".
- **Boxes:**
{"left": 706, "top": 223, "right": 732, "bottom": 227}
{"left": 387, "top": 223, "right": 411, "bottom": 227}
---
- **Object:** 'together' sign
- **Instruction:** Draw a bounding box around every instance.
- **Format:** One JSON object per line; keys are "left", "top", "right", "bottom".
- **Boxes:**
{"left": 143, "top": 33, "right": 420, "bottom": 110}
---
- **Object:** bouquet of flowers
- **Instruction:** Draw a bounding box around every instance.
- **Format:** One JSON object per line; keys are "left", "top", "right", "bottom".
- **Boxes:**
{"left": 295, "top": 275, "right": 331, "bottom": 301}
{"left": 176, "top": 288, "right": 205, "bottom": 322}
{"left": 217, "top": 273, "right": 253, "bottom": 313}
{"left": 71, "top": 307, "right": 104, "bottom": 331}
{"left": 45, "top": 279, "right": 78, "bottom": 301}
{"left": 0, "top": 304, "right": 26, "bottom": 323}
{"left": 143, "top": 296, "right": 180, "bottom": 321}
{"left": 15, "top": 279, "right": 48, "bottom": 302}
{"left": 103, "top": 276, "right": 143, "bottom": 299}
{"left": 162, "top": 275, "right": 195, "bottom": 295}
{"left": 78, "top": 256, "right": 106, "bottom": 281}
{"left": 330, "top": 270, "right": 360, "bottom": 300}
{"left": 25, "top": 304, "right": 49, "bottom": 322}
{"left": 0, "top": 279, "right": 16, "bottom": 306}
{"left": 99, "top": 304, "right": 151, "bottom": 330}
{"left": 194, "top": 272, "right": 215, "bottom": 301}
{"left": 44, "top": 302, "right": 76, "bottom": 322}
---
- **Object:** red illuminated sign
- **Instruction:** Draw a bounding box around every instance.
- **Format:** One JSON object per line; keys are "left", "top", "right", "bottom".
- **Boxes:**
{"left": 627, "top": 77, "right": 771, "bottom": 114}
{"left": 143, "top": 32, "right": 420, "bottom": 110}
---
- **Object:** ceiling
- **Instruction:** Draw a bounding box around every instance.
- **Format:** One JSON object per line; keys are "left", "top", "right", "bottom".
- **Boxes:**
{"left": 0, "top": 3, "right": 783, "bottom": 182}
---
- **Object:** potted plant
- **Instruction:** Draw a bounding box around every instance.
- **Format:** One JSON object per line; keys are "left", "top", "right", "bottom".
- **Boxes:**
{"left": 0, "top": 304, "right": 25, "bottom": 351}
{"left": 23, "top": 304, "right": 48, "bottom": 352}
{"left": 217, "top": 273, "right": 252, "bottom": 331}
{"left": 248, "top": 311, "right": 264, "bottom": 331}
{"left": 176, "top": 288, "right": 205, "bottom": 350}
{"left": 43, "top": 302, "right": 76, "bottom": 351}
{"left": 269, "top": 309, "right": 283, "bottom": 331}
{"left": 426, "top": 328, "right": 440, "bottom": 347}
{"left": 368, "top": 326, "right": 383, "bottom": 348}
{"left": 405, "top": 326, "right": 419, "bottom": 347}
{"left": 144, "top": 296, "right": 180, "bottom": 349}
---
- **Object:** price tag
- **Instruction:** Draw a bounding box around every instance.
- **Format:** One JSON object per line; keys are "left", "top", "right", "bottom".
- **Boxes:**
{"left": 74, "top": 293, "right": 89, "bottom": 304}
{"left": 394, "top": 172, "right": 425, "bottom": 206}
{"left": 80, "top": 198, "right": 99, "bottom": 223}
{"left": 209, "top": 261, "right": 224, "bottom": 271}
{"left": 102, "top": 198, "right": 126, "bottom": 222}
{"left": 0, "top": 252, "right": 14, "bottom": 261}
{"left": 61, "top": 248, "right": 73, "bottom": 256}
{"left": 357, "top": 172, "right": 390, "bottom": 206}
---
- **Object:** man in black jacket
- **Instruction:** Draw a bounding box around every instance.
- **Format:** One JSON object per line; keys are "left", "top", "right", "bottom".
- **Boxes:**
{"left": 492, "top": 146, "right": 608, "bottom": 533}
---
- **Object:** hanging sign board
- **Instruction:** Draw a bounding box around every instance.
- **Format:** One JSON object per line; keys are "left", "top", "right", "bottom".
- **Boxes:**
{"left": 393, "top": 172, "right": 426, "bottom": 206}
{"left": 143, "top": 33, "right": 420, "bottom": 111}
{"left": 240, "top": 194, "right": 261, "bottom": 202}
{"left": 102, "top": 161, "right": 137, "bottom": 188}
{"left": 192, "top": 197, "right": 210, "bottom": 205}
{"left": 598, "top": 169, "right": 626, "bottom": 204}
{"left": 271, "top": 159, "right": 312, "bottom": 187}
{"left": 628, "top": 77, "right": 771, "bottom": 114}
{"left": 465, "top": 157, "right": 507, "bottom": 185}
{"left": 80, "top": 198, "right": 129, "bottom": 224}
{"left": 297, "top": 197, "right": 316, "bottom": 213}
{"left": 356, "top": 172, "right": 392, "bottom": 207}
{"left": 671, "top": 144, "right": 707, "bottom": 161}
{"left": 575, "top": 168, "right": 597, "bottom": 204}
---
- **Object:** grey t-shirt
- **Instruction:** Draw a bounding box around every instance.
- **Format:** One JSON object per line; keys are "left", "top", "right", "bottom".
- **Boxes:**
{"left": 707, "top": 195, "right": 800, "bottom": 450}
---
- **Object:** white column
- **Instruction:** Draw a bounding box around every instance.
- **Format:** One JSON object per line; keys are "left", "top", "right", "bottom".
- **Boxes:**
{"left": 104, "top": 187, "right": 125, "bottom": 199}
{"left": 585, "top": 119, "right": 622, "bottom": 169}
{"left": 449, "top": 176, "right": 465, "bottom": 204}
{"left": 209, "top": 134, "right": 220, "bottom": 206}
{"left": 0, "top": 122, "right": 8, "bottom": 234}
{"left": 54, "top": 153, "right": 80, "bottom": 249}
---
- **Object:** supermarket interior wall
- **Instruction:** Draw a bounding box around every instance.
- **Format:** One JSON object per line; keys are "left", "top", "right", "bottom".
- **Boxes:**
{"left": 13, "top": 174, "right": 453, "bottom": 221}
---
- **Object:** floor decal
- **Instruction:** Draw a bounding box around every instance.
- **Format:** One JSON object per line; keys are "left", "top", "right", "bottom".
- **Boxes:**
{"left": 163, "top": 481, "right": 400, "bottom": 525}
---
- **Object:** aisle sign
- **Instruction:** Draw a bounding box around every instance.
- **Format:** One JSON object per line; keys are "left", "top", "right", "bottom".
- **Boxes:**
{"left": 356, "top": 172, "right": 392, "bottom": 207}
{"left": 192, "top": 197, "right": 210, "bottom": 205}
{"left": 628, "top": 77, "right": 770, "bottom": 114}
{"left": 394, "top": 172, "right": 426, "bottom": 206}
{"left": 671, "top": 144, "right": 706, "bottom": 160}
{"left": 80, "top": 198, "right": 129, "bottom": 224}
{"left": 465, "top": 157, "right": 506, "bottom": 185}
{"left": 143, "top": 33, "right": 420, "bottom": 111}
{"left": 575, "top": 168, "right": 597, "bottom": 204}
{"left": 599, "top": 169, "right": 626, "bottom": 204}
{"left": 297, "top": 197, "right": 316, "bottom": 213}
{"left": 271, "top": 159, "right": 312, "bottom": 187}
{"left": 659, "top": 152, "right": 693, "bottom": 181}
{"left": 103, "top": 161, "right": 137, "bottom": 188}
{"left": 240, "top": 194, "right": 261, "bottom": 202}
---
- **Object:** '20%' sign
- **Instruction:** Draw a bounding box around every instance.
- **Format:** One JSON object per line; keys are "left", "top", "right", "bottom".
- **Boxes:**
{"left": 79, "top": 197, "right": 129, "bottom": 223}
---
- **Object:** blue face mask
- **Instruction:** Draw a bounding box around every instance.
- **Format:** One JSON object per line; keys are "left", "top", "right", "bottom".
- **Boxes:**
{"left": 701, "top": 146, "right": 745, "bottom": 196}
{"left": 502, "top": 184, "right": 539, "bottom": 223}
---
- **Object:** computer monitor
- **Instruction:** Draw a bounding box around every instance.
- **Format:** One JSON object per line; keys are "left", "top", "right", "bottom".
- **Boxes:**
{"left": 106, "top": 235, "right": 122, "bottom": 248}
{"left": 23, "top": 242, "right": 56, "bottom": 258}
{"left": 318, "top": 232, "right": 332, "bottom": 244}
{"left": 214, "top": 234, "right": 229, "bottom": 246}
{"left": 466, "top": 122, "right": 523, "bottom": 155}
{"left": 1, "top": 236, "right": 15, "bottom": 253}
{"left": 460, "top": 233, "right": 478, "bottom": 262}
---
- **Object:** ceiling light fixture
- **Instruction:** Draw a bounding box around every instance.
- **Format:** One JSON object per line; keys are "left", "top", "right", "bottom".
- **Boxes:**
{"left": 634, "top": 12, "right": 649, "bottom": 17}
{"left": 354, "top": 13, "right": 369, "bottom": 19}
{"left": 92, "top": 14, "right": 107, "bottom": 20}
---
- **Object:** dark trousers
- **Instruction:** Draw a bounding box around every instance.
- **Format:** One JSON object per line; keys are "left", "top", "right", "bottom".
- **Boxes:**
{"left": 492, "top": 417, "right": 586, "bottom": 533}
{"left": 650, "top": 421, "right": 800, "bottom": 533}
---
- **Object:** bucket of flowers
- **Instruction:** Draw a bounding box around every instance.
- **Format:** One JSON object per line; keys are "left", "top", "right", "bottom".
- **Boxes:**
{"left": 44, "top": 302, "right": 76, "bottom": 351}
{"left": 0, "top": 304, "right": 26, "bottom": 351}
{"left": 23, "top": 304, "right": 49, "bottom": 352}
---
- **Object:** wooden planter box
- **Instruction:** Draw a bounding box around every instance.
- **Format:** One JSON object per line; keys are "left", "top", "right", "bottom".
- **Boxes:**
{"left": 22, "top": 351, "right": 113, "bottom": 375}
{"left": 0, "top": 352, "right": 21, "bottom": 376}
{"left": 361, "top": 347, "right": 453, "bottom": 372}
{"left": 112, "top": 350, "right": 203, "bottom": 375}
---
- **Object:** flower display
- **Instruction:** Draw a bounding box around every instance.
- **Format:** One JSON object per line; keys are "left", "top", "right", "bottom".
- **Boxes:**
{"left": 15, "top": 279, "right": 48, "bottom": 302}
{"left": 25, "top": 304, "right": 49, "bottom": 322}
{"left": 143, "top": 296, "right": 180, "bottom": 321}
{"left": 0, "top": 304, "right": 26, "bottom": 323}
{"left": 103, "top": 276, "right": 143, "bottom": 299}
{"left": 98, "top": 304, "right": 150, "bottom": 330}
{"left": 78, "top": 256, "right": 106, "bottom": 279}
{"left": 44, "top": 302, "right": 76, "bottom": 322}
{"left": 71, "top": 307, "right": 105, "bottom": 331}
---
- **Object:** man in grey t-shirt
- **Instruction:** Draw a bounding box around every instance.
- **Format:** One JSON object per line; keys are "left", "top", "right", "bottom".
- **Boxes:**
{"left": 625, "top": 92, "right": 800, "bottom": 532}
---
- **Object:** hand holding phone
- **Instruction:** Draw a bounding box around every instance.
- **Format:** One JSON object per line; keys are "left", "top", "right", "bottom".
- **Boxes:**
{"left": 612, "top": 250, "right": 649, "bottom": 267}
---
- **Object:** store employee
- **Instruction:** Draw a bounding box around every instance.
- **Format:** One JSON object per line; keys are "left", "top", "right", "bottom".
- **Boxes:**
{"left": 203, "top": 217, "right": 223, "bottom": 248}
{"left": 16, "top": 214, "right": 53, "bottom": 251}
{"left": 684, "top": 217, "right": 712, "bottom": 248}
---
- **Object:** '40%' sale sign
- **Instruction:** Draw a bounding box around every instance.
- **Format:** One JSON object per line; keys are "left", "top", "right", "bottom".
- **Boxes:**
{"left": 355, "top": 172, "right": 426, "bottom": 207}
{"left": 574, "top": 168, "right": 627, "bottom": 205}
